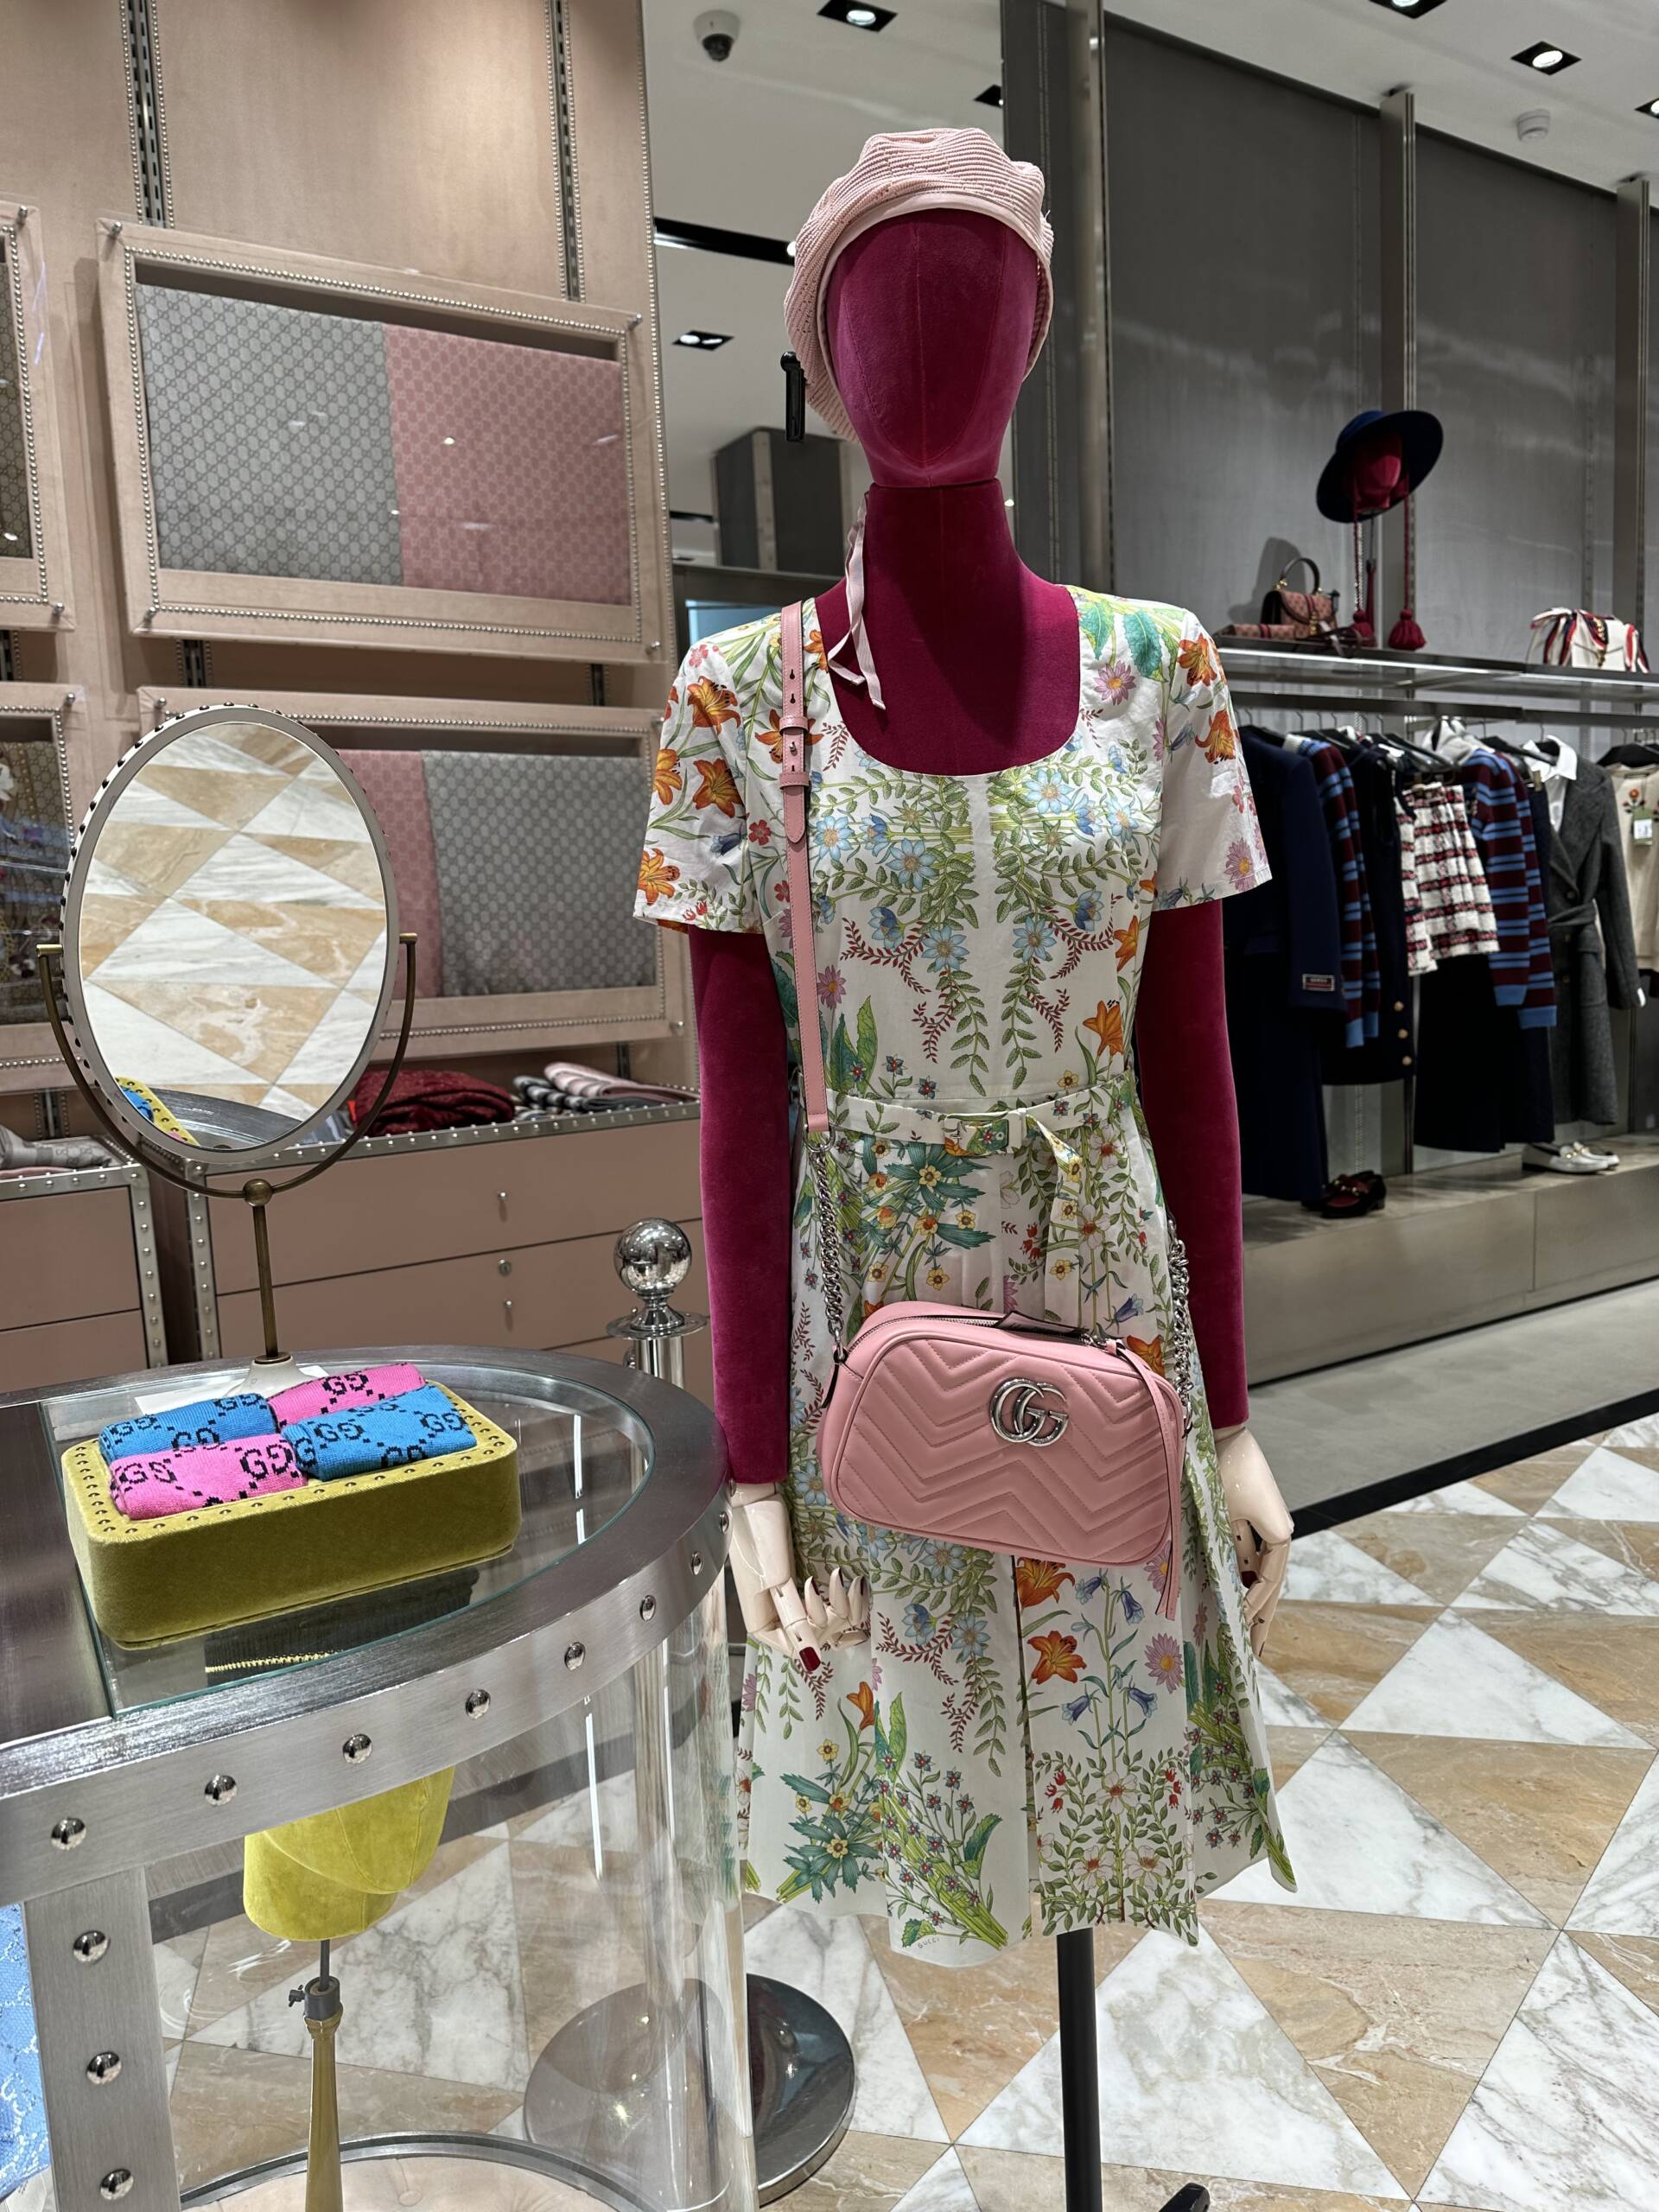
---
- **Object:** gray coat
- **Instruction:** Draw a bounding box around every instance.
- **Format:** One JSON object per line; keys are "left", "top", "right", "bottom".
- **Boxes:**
{"left": 1547, "top": 758, "right": 1640, "bottom": 1126}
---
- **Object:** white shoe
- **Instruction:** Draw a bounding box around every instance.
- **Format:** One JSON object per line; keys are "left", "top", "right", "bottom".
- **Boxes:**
{"left": 1523, "top": 1141, "right": 1615, "bottom": 1174}
{"left": 1564, "top": 1140, "right": 1619, "bottom": 1168}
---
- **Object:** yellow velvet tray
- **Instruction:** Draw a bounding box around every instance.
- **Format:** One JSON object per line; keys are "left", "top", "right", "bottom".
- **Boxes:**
{"left": 61, "top": 1383, "right": 521, "bottom": 1648}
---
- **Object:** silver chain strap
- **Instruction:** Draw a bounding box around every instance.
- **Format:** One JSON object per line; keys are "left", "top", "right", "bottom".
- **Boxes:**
{"left": 1162, "top": 1222, "right": 1201, "bottom": 1417}
{"left": 806, "top": 1128, "right": 852, "bottom": 1355}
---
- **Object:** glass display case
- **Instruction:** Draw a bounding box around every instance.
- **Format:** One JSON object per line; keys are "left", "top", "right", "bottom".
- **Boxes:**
{"left": 0, "top": 1345, "right": 753, "bottom": 2212}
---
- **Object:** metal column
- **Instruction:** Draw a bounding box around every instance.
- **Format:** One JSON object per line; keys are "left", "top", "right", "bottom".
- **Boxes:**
{"left": 1613, "top": 176, "right": 1650, "bottom": 637}
{"left": 1378, "top": 86, "right": 1417, "bottom": 639}
{"left": 1001, "top": 0, "right": 1114, "bottom": 593}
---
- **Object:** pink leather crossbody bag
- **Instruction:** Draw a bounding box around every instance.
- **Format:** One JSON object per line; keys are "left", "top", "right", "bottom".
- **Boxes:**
{"left": 776, "top": 602, "right": 1191, "bottom": 1614}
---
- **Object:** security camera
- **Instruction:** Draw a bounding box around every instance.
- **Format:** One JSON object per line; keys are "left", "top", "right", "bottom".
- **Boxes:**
{"left": 696, "top": 9, "right": 740, "bottom": 62}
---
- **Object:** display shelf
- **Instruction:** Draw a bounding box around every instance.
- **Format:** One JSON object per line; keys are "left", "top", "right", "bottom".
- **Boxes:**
{"left": 150, "top": 1102, "right": 709, "bottom": 1401}
{"left": 1218, "top": 640, "right": 1659, "bottom": 729}
{"left": 1243, "top": 1141, "right": 1659, "bottom": 1382}
{"left": 0, "top": 198, "right": 75, "bottom": 632}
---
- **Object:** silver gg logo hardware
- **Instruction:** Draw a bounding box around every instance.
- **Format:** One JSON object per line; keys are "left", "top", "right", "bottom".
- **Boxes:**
{"left": 989, "top": 1376, "right": 1070, "bottom": 1446}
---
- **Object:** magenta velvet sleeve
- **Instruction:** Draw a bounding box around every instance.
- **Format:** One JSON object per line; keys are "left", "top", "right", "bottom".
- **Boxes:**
{"left": 689, "top": 931, "right": 794, "bottom": 1483}
{"left": 1135, "top": 900, "right": 1250, "bottom": 1430}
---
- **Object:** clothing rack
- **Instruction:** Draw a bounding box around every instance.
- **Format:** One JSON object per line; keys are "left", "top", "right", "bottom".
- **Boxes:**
{"left": 1219, "top": 642, "right": 1659, "bottom": 736}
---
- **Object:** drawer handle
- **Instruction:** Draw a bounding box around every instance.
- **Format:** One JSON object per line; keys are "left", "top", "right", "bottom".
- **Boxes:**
{"left": 503, "top": 1298, "right": 514, "bottom": 1331}
{"left": 497, "top": 1190, "right": 509, "bottom": 1221}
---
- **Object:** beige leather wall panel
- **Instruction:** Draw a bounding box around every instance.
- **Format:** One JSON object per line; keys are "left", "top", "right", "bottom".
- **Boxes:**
{"left": 0, "top": 1310, "right": 147, "bottom": 1394}
{"left": 152, "top": 0, "right": 567, "bottom": 297}
{"left": 211, "top": 1121, "right": 701, "bottom": 1293}
{"left": 219, "top": 1224, "right": 706, "bottom": 1360}
{"left": 0, "top": 1187, "right": 140, "bottom": 1332}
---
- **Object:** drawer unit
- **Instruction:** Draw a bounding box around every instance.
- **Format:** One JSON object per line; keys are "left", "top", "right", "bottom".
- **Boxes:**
{"left": 209, "top": 1115, "right": 702, "bottom": 1292}
{"left": 0, "top": 1163, "right": 166, "bottom": 1387}
{"left": 155, "top": 1104, "right": 712, "bottom": 1405}
{"left": 219, "top": 1225, "right": 709, "bottom": 1362}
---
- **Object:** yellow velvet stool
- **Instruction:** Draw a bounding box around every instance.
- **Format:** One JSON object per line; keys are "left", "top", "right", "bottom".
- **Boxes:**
{"left": 244, "top": 1770, "right": 455, "bottom": 1942}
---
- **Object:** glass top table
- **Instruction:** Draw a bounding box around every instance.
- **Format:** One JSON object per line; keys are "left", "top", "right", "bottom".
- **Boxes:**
{"left": 34, "top": 1354, "right": 652, "bottom": 1714}
{"left": 0, "top": 1346, "right": 729, "bottom": 1892}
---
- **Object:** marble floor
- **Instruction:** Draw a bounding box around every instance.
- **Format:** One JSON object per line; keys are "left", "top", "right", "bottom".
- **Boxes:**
{"left": 79, "top": 722, "right": 389, "bottom": 1128}
{"left": 9, "top": 1424, "right": 1659, "bottom": 2212}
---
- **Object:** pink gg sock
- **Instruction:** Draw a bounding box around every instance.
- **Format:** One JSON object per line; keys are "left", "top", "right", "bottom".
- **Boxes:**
{"left": 107, "top": 1435, "right": 306, "bottom": 1522}
{"left": 267, "top": 1363, "right": 426, "bottom": 1426}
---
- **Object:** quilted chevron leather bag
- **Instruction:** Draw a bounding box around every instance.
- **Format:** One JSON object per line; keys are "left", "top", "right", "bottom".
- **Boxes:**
{"left": 776, "top": 603, "right": 1191, "bottom": 1613}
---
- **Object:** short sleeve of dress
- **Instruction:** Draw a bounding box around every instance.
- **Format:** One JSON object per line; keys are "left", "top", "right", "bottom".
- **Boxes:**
{"left": 1154, "top": 613, "right": 1270, "bottom": 911}
{"left": 633, "top": 641, "right": 762, "bottom": 934}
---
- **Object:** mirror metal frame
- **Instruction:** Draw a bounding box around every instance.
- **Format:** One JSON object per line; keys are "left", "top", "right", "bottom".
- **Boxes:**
{"left": 57, "top": 703, "right": 402, "bottom": 1173}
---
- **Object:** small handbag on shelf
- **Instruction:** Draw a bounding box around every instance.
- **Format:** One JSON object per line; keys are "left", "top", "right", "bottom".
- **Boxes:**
{"left": 1218, "top": 557, "right": 1367, "bottom": 653}
{"left": 775, "top": 602, "right": 1192, "bottom": 1611}
{"left": 1529, "top": 607, "right": 1650, "bottom": 673}
{"left": 1258, "top": 556, "right": 1338, "bottom": 637}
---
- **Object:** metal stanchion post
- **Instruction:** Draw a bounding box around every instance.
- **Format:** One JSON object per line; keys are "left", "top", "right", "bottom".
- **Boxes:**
{"left": 613, "top": 1225, "right": 855, "bottom": 2204}
{"left": 521, "top": 1225, "right": 853, "bottom": 2205}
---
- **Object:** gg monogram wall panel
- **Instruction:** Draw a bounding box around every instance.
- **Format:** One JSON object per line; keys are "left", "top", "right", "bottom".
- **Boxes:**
{"left": 102, "top": 226, "right": 664, "bottom": 662}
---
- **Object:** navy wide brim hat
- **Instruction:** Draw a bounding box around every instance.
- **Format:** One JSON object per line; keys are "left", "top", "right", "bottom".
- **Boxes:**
{"left": 1317, "top": 408, "right": 1444, "bottom": 523}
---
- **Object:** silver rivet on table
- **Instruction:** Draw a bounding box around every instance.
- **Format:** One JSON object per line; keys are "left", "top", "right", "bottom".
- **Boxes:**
{"left": 564, "top": 1642, "right": 585, "bottom": 1670}
{"left": 205, "top": 1774, "right": 237, "bottom": 1802}
{"left": 342, "top": 1732, "right": 372, "bottom": 1764}
{"left": 639, "top": 1594, "right": 657, "bottom": 1622}
{"left": 73, "top": 1930, "right": 109, "bottom": 1964}
{"left": 718, "top": 1510, "right": 730, "bottom": 1534}
{"left": 86, "top": 2051, "right": 122, "bottom": 2086}
{"left": 99, "top": 2171, "right": 133, "bottom": 2201}
{"left": 690, "top": 1552, "right": 703, "bottom": 1573}
{"left": 50, "top": 1817, "right": 86, "bottom": 1851}
{"left": 465, "top": 1689, "right": 491, "bottom": 1718}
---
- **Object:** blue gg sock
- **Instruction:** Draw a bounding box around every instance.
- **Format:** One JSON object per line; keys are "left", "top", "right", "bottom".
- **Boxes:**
{"left": 99, "top": 1391, "right": 276, "bottom": 1465}
{"left": 281, "top": 1384, "right": 475, "bottom": 1482}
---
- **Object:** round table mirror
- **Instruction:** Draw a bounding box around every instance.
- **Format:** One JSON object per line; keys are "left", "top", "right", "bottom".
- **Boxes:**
{"left": 59, "top": 705, "right": 399, "bottom": 1170}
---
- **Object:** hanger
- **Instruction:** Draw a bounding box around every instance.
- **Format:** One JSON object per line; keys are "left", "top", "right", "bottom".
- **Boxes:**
{"left": 1601, "top": 734, "right": 1659, "bottom": 768}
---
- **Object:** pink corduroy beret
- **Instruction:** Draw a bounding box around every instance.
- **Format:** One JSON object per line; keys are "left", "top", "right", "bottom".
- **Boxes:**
{"left": 783, "top": 127, "right": 1054, "bottom": 441}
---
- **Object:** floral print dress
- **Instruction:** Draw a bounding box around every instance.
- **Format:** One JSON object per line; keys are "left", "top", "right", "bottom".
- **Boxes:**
{"left": 635, "top": 589, "right": 1294, "bottom": 1963}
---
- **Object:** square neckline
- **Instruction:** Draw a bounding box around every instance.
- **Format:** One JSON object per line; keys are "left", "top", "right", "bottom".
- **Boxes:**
{"left": 798, "top": 587, "right": 1096, "bottom": 786}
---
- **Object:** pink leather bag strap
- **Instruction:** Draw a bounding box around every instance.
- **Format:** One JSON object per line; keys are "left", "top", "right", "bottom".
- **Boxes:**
{"left": 779, "top": 601, "right": 830, "bottom": 1136}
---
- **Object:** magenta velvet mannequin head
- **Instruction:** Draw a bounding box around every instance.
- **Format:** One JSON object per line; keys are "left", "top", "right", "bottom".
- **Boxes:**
{"left": 823, "top": 209, "right": 1040, "bottom": 487}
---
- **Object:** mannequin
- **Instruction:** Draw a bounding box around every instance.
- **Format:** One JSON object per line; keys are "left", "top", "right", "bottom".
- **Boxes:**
{"left": 698, "top": 210, "right": 1291, "bottom": 1663}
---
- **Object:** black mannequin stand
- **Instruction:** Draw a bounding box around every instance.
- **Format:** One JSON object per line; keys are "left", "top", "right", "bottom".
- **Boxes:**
{"left": 1057, "top": 1929, "right": 1209, "bottom": 2212}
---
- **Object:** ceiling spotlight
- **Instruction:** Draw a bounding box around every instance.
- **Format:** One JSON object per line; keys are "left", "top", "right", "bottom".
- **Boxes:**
{"left": 976, "top": 83, "right": 1003, "bottom": 108}
{"left": 674, "top": 329, "right": 732, "bottom": 349}
{"left": 1367, "top": 0, "right": 1451, "bottom": 16}
{"left": 819, "top": 0, "right": 894, "bottom": 28}
{"left": 1514, "top": 40, "right": 1578, "bottom": 73}
{"left": 1638, "top": 98, "right": 1659, "bottom": 118}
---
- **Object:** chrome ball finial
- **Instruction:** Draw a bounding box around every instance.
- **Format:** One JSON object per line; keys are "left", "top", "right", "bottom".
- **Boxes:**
{"left": 614, "top": 1217, "right": 692, "bottom": 1298}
